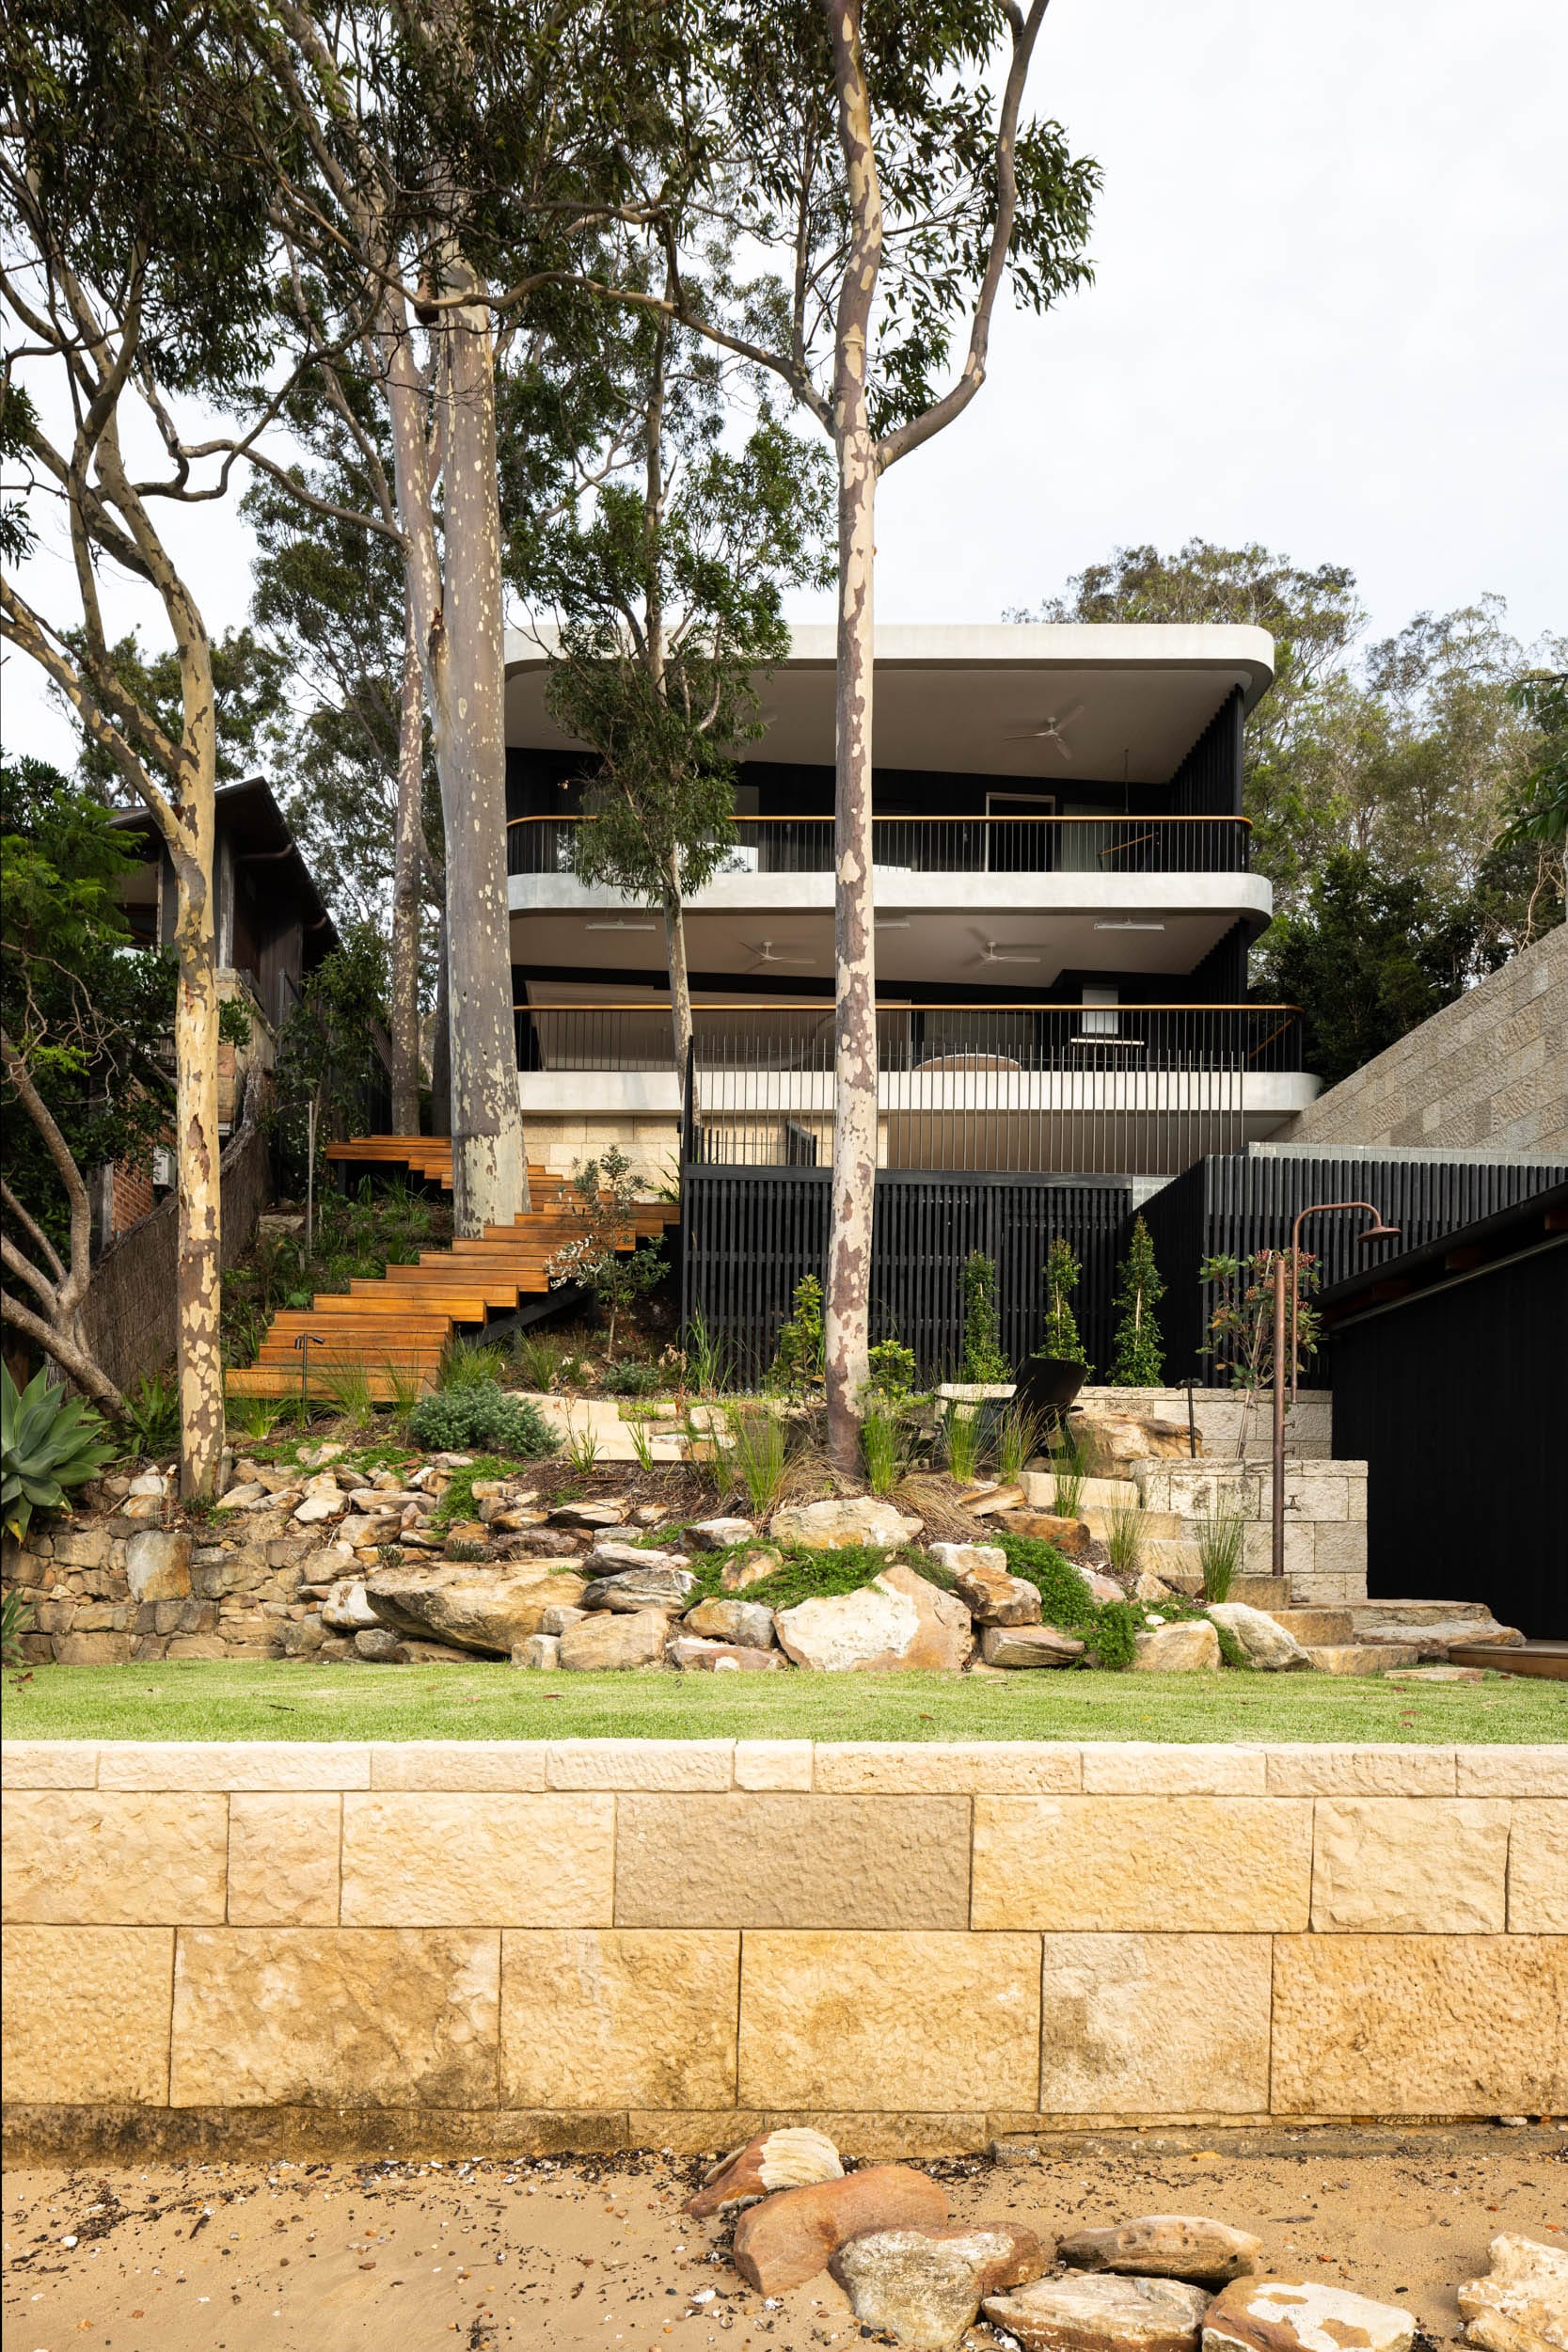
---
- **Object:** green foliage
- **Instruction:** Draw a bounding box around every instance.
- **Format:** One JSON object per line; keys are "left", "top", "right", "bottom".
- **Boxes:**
{"left": 2, "top": 1585, "right": 36, "bottom": 1676}
{"left": 723, "top": 1405, "right": 790, "bottom": 1515}
{"left": 995, "top": 1402, "right": 1046, "bottom": 1485}
{"left": 767, "top": 1275, "right": 824, "bottom": 1394}
{"left": 562, "top": 1418, "right": 602, "bottom": 1473}
{"left": 1495, "top": 670, "right": 1568, "bottom": 848}
{"left": 67, "top": 625, "right": 288, "bottom": 799}
{"left": 121, "top": 1372, "right": 181, "bottom": 1456}
{"left": 600, "top": 1359, "right": 664, "bottom": 1396}
{"left": 682, "top": 1308, "right": 727, "bottom": 1396}
{"left": 942, "top": 1402, "right": 984, "bottom": 1485}
{"left": 1202, "top": 1250, "right": 1322, "bottom": 1391}
{"left": 995, "top": 1530, "right": 1140, "bottom": 1670}
{"left": 1109, "top": 1216, "right": 1165, "bottom": 1388}
{"left": 546, "top": 1149, "right": 665, "bottom": 1358}
{"left": 406, "top": 1385, "right": 559, "bottom": 1458}
{"left": 860, "top": 1406, "right": 905, "bottom": 1498}
{"left": 1256, "top": 850, "right": 1455, "bottom": 1089}
{"left": 270, "top": 926, "right": 390, "bottom": 1189}
{"left": 436, "top": 1340, "right": 510, "bottom": 1392}
{"left": 686, "top": 1541, "right": 903, "bottom": 1617}
{"left": 2, "top": 1366, "right": 117, "bottom": 1541}
{"left": 865, "top": 1340, "right": 918, "bottom": 1400}
{"left": 1195, "top": 1493, "right": 1247, "bottom": 1604}
{"left": 1040, "top": 1237, "right": 1090, "bottom": 1372}
{"left": 1046, "top": 1424, "right": 1087, "bottom": 1518}
{"left": 1103, "top": 1497, "right": 1145, "bottom": 1580}
{"left": 512, "top": 1331, "right": 564, "bottom": 1392}
{"left": 959, "top": 1251, "right": 1010, "bottom": 1382}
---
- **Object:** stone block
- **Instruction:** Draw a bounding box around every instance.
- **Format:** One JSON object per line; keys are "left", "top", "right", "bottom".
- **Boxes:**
{"left": 734, "top": 1740, "right": 815, "bottom": 1790}
{"left": 545, "top": 1738, "right": 735, "bottom": 1790}
{"left": 1262, "top": 1744, "right": 1456, "bottom": 1796}
{"left": 1080, "top": 1745, "right": 1266, "bottom": 1795}
{"left": 2, "top": 1790, "right": 228, "bottom": 1925}
{"left": 97, "top": 1740, "right": 372, "bottom": 1789}
{"left": 4, "top": 1926, "right": 173, "bottom": 2105}
{"left": 814, "top": 1742, "right": 1083, "bottom": 1794}
{"left": 613, "top": 1793, "right": 971, "bottom": 1929}
{"left": 1310, "top": 1798, "right": 1512, "bottom": 1932}
{"left": 228, "top": 1793, "right": 341, "bottom": 1926}
{"left": 971, "top": 1797, "right": 1312, "bottom": 1931}
{"left": 124, "top": 1529, "right": 192, "bottom": 1600}
{"left": 1038, "top": 1932, "right": 1272, "bottom": 2115}
{"left": 1271, "top": 1933, "right": 1568, "bottom": 2115}
{"left": 1508, "top": 1800, "right": 1568, "bottom": 1931}
{"left": 51, "top": 1526, "right": 114, "bottom": 1569}
{"left": 53, "top": 1631, "right": 134, "bottom": 1663}
{"left": 369, "top": 1741, "right": 549, "bottom": 1791}
{"left": 1458, "top": 1748, "right": 1568, "bottom": 1797}
{"left": 0, "top": 1740, "right": 98, "bottom": 1788}
{"left": 168, "top": 1927, "right": 501, "bottom": 2106}
{"left": 738, "top": 1931, "right": 1040, "bottom": 2111}
{"left": 1307, "top": 1523, "right": 1369, "bottom": 1578}
{"left": 500, "top": 1929, "right": 739, "bottom": 2108}
{"left": 341, "top": 1792, "right": 613, "bottom": 1925}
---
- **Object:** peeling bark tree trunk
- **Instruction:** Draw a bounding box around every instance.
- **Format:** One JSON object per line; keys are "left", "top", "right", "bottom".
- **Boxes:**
{"left": 169, "top": 767, "right": 225, "bottom": 1496}
{"left": 662, "top": 864, "right": 693, "bottom": 1087}
{"left": 822, "top": 0, "right": 883, "bottom": 1473}
{"left": 430, "top": 885, "right": 452, "bottom": 1136}
{"left": 389, "top": 599, "right": 424, "bottom": 1134}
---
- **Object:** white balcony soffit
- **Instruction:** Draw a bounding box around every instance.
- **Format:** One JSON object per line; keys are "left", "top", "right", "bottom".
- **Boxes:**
{"left": 503, "top": 622, "right": 1275, "bottom": 783}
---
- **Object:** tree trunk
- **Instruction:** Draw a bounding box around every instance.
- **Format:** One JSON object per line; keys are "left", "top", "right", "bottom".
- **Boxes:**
{"left": 662, "top": 864, "right": 693, "bottom": 1085}
{"left": 437, "top": 264, "right": 530, "bottom": 1233}
{"left": 389, "top": 598, "right": 424, "bottom": 1133}
{"left": 170, "top": 780, "right": 226, "bottom": 1498}
{"left": 430, "top": 885, "right": 452, "bottom": 1136}
{"left": 822, "top": 0, "right": 884, "bottom": 1474}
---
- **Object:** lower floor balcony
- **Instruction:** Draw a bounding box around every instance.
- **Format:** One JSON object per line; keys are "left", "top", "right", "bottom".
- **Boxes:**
{"left": 512, "top": 1002, "right": 1320, "bottom": 1178}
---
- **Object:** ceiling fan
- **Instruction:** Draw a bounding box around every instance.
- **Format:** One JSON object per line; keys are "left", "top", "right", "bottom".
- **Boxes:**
{"left": 1005, "top": 701, "right": 1085, "bottom": 757}
{"left": 974, "top": 938, "right": 1042, "bottom": 966}
{"left": 744, "top": 939, "right": 816, "bottom": 969}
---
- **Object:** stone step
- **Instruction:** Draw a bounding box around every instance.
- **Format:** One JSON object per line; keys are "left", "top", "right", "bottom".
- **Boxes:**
{"left": 1345, "top": 1598, "right": 1507, "bottom": 1629}
{"left": 1264, "top": 1607, "right": 1355, "bottom": 1645}
{"left": 1227, "top": 1574, "right": 1299, "bottom": 1609}
{"left": 1021, "top": 1470, "right": 1141, "bottom": 1512}
{"left": 1302, "top": 1642, "right": 1426, "bottom": 1676}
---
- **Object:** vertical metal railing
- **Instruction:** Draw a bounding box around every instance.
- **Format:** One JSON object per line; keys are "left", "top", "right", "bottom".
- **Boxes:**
{"left": 507, "top": 813, "right": 1252, "bottom": 878}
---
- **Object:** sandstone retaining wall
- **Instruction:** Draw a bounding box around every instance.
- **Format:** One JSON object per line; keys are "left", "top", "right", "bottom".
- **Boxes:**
{"left": 5, "top": 1738, "right": 1563, "bottom": 2164}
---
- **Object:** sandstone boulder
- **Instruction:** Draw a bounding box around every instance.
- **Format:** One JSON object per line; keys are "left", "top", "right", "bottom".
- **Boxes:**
{"left": 927, "top": 1544, "right": 1041, "bottom": 1626}
{"left": 683, "top": 1597, "right": 776, "bottom": 1648}
{"left": 769, "top": 1496, "right": 922, "bottom": 1551}
{"left": 1203, "top": 2279, "right": 1415, "bottom": 2352}
{"left": 731, "top": 2165, "right": 948, "bottom": 2295}
{"left": 540, "top": 1603, "right": 587, "bottom": 1636}
{"left": 1133, "top": 1620, "right": 1221, "bottom": 1672}
{"left": 1206, "top": 1603, "right": 1309, "bottom": 1673}
{"left": 511, "top": 1634, "right": 560, "bottom": 1669}
{"left": 1457, "top": 2233, "right": 1568, "bottom": 2352}
{"left": 353, "top": 1627, "right": 403, "bottom": 1661}
{"left": 979, "top": 1623, "right": 1085, "bottom": 1668}
{"left": 580, "top": 1564, "right": 698, "bottom": 1614}
{"left": 996, "top": 1508, "right": 1092, "bottom": 1555}
{"left": 546, "top": 1500, "right": 626, "bottom": 1529}
{"left": 775, "top": 1560, "right": 972, "bottom": 1672}
{"left": 669, "top": 1636, "right": 786, "bottom": 1672}
{"left": 1060, "top": 2219, "right": 1262, "bottom": 2288}
{"left": 124, "top": 1530, "right": 191, "bottom": 1602}
{"left": 687, "top": 1516, "right": 758, "bottom": 1551}
{"left": 216, "top": 1481, "right": 268, "bottom": 1512}
{"left": 582, "top": 1539, "right": 691, "bottom": 1578}
{"left": 1073, "top": 1561, "right": 1127, "bottom": 1605}
{"left": 686, "top": 2126, "right": 844, "bottom": 2218}
{"left": 1069, "top": 1412, "right": 1198, "bottom": 1471}
{"left": 721, "top": 1546, "right": 784, "bottom": 1592}
{"left": 831, "top": 2225, "right": 1044, "bottom": 2351}
{"left": 364, "top": 1563, "right": 587, "bottom": 1654}
{"left": 321, "top": 1579, "right": 379, "bottom": 1632}
{"left": 965, "top": 1483, "right": 1028, "bottom": 1517}
{"left": 558, "top": 1609, "right": 669, "bottom": 1670}
{"left": 293, "top": 1482, "right": 347, "bottom": 1525}
{"left": 986, "top": 2272, "right": 1212, "bottom": 2352}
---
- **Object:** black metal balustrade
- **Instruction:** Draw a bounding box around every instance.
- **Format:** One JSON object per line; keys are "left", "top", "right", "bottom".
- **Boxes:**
{"left": 507, "top": 812, "right": 1252, "bottom": 879}
{"left": 513, "top": 1001, "right": 1304, "bottom": 1178}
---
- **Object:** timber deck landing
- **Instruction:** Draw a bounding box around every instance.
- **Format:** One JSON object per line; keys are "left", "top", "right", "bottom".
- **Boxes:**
{"left": 228, "top": 1140, "right": 671, "bottom": 1402}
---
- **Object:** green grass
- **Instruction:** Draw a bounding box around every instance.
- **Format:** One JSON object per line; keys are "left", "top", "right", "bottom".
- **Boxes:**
{"left": 5, "top": 1661, "right": 1562, "bottom": 1745}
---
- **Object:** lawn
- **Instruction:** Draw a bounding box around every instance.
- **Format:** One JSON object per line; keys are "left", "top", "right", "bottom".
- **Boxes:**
{"left": 5, "top": 1660, "right": 1563, "bottom": 1743}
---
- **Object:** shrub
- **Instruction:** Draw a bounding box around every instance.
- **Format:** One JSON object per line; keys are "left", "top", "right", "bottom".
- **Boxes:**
{"left": 2, "top": 1366, "right": 118, "bottom": 1541}
{"left": 959, "top": 1250, "right": 1010, "bottom": 1381}
{"left": 767, "top": 1275, "right": 823, "bottom": 1393}
{"left": 546, "top": 1147, "right": 665, "bottom": 1356}
{"left": 1109, "top": 1215, "right": 1166, "bottom": 1387}
{"left": 865, "top": 1339, "right": 918, "bottom": 1400}
{"left": 861, "top": 1406, "right": 902, "bottom": 1496}
{"left": 600, "top": 1359, "right": 663, "bottom": 1396}
{"left": 122, "top": 1369, "right": 180, "bottom": 1455}
{"left": 724, "top": 1404, "right": 790, "bottom": 1514}
{"left": 942, "top": 1401, "right": 984, "bottom": 1484}
{"left": 406, "top": 1383, "right": 559, "bottom": 1457}
{"left": 1195, "top": 1490, "right": 1247, "bottom": 1602}
{"left": 1040, "top": 1236, "right": 1091, "bottom": 1373}
{"left": 995, "top": 1528, "right": 1140, "bottom": 1670}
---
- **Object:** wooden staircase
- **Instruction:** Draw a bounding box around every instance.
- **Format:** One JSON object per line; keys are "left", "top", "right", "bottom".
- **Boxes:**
{"left": 227, "top": 1140, "right": 673, "bottom": 1402}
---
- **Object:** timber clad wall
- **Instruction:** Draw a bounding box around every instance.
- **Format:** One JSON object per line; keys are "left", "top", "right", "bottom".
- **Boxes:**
{"left": 5, "top": 1740, "right": 1565, "bottom": 2161}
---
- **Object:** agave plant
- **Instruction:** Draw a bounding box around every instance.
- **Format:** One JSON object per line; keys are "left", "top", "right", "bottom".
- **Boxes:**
{"left": 2, "top": 1366, "right": 118, "bottom": 1542}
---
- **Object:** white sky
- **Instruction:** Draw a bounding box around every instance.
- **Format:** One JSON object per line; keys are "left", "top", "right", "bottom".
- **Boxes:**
{"left": 6, "top": 0, "right": 1564, "bottom": 771}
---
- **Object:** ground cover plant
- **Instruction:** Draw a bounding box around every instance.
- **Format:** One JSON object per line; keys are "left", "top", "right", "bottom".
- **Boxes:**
{"left": 6, "top": 1659, "right": 1558, "bottom": 1745}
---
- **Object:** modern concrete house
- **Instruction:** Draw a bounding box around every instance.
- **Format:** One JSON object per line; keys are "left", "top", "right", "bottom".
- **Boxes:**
{"left": 502, "top": 622, "right": 1320, "bottom": 1180}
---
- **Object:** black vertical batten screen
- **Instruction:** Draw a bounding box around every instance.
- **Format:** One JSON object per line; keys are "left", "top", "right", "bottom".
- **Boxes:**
{"left": 1169, "top": 689, "right": 1245, "bottom": 819}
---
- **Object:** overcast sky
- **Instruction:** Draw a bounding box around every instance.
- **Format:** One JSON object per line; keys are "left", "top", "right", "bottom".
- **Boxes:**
{"left": 7, "top": 0, "right": 1564, "bottom": 770}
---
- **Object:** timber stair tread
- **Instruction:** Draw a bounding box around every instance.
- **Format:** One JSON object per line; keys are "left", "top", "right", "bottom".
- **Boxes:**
{"left": 228, "top": 1137, "right": 674, "bottom": 1403}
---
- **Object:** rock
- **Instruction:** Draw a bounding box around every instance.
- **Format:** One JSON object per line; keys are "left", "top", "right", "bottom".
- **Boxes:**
{"left": 1133, "top": 1620, "right": 1222, "bottom": 1672}
{"left": 123, "top": 1530, "right": 191, "bottom": 1603}
{"left": 775, "top": 1560, "right": 972, "bottom": 1672}
{"left": 1388, "top": 1665, "right": 1486, "bottom": 1684}
{"left": 339, "top": 1513, "right": 400, "bottom": 1551}
{"left": 216, "top": 1481, "right": 268, "bottom": 1512}
{"left": 512, "top": 1634, "right": 561, "bottom": 1669}
{"left": 546, "top": 1500, "right": 626, "bottom": 1529}
{"left": 353, "top": 1627, "right": 403, "bottom": 1661}
{"left": 583, "top": 1539, "right": 692, "bottom": 1578}
{"left": 1060, "top": 2219, "right": 1262, "bottom": 2288}
{"left": 987, "top": 2272, "right": 1212, "bottom": 2352}
{"left": 363, "top": 1563, "right": 587, "bottom": 1653}
{"left": 1207, "top": 1603, "right": 1309, "bottom": 1673}
{"left": 1457, "top": 2233, "right": 1568, "bottom": 2352}
{"left": 979, "top": 1623, "right": 1085, "bottom": 1668}
{"left": 686, "top": 2126, "right": 844, "bottom": 2218}
{"left": 683, "top": 1597, "right": 776, "bottom": 1648}
{"left": 769, "top": 1496, "right": 922, "bottom": 1552}
{"left": 296, "top": 1442, "right": 345, "bottom": 1469}
{"left": 831, "top": 2225, "right": 1045, "bottom": 2350}
{"left": 119, "top": 1495, "right": 163, "bottom": 1520}
{"left": 389, "top": 1636, "right": 475, "bottom": 1664}
{"left": 687, "top": 1516, "right": 757, "bottom": 1551}
{"left": 669, "top": 1636, "right": 786, "bottom": 1672}
{"left": 1132, "top": 1570, "right": 1175, "bottom": 1603}
{"left": 540, "top": 1603, "right": 587, "bottom": 1636}
{"left": 1203, "top": 2279, "right": 1416, "bottom": 2352}
{"left": 926, "top": 1543, "right": 1040, "bottom": 1626}
{"left": 965, "top": 1483, "right": 1028, "bottom": 1517}
{"left": 321, "top": 1579, "right": 379, "bottom": 1632}
{"left": 731, "top": 2166, "right": 949, "bottom": 2295}
{"left": 580, "top": 1564, "right": 698, "bottom": 1614}
{"left": 1073, "top": 1561, "right": 1127, "bottom": 1605}
{"left": 127, "top": 1470, "right": 166, "bottom": 1498}
{"left": 488, "top": 1506, "right": 548, "bottom": 1533}
{"left": 557, "top": 1609, "right": 670, "bottom": 1670}
{"left": 721, "top": 1545, "right": 784, "bottom": 1592}
{"left": 293, "top": 1484, "right": 347, "bottom": 1526}
{"left": 1069, "top": 1413, "right": 1197, "bottom": 1471}
{"left": 996, "top": 1509, "right": 1092, "bottom": 1555}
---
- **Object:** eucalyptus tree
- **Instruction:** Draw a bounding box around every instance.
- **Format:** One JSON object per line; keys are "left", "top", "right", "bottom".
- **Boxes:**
{"left": 590, "top": 0, "right": 1099, "bottom": 1463}
{"left": 0, "top": 0, "right": 286, "bottom": 1493}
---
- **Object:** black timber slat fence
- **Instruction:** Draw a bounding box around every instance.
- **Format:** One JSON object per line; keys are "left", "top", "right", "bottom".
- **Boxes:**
{"left": 681, "top": 1167, "right": 1131, "bottom": 1387}
{"left": 1139, "top": 1150, "right": 1568, "bottom": 1384}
